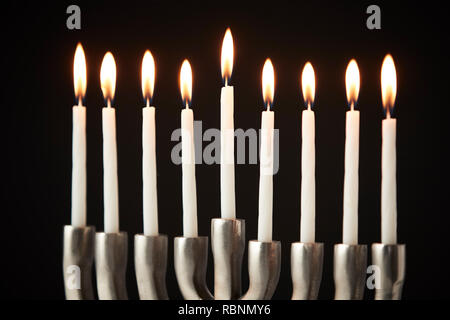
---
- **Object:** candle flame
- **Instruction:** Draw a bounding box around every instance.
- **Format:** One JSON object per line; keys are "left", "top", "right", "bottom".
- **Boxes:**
{"left": 73, "top": 43, "right": 87, "bottom": 105}
{"left": 100, "top": 52, "right": 116, "bottom": 106}
{"left": 301, "top": 62, "right": 315, "bottom": 109}
{"left": 262, "top": 58, "right": 274, "bottom": 110}
{"left": 221, "top": 28, "right": 233, "bottom": 85}
{"left": 381, "top": 54, "right": 397, "bottom": 117}
{"left": 345, "top": 59, "right": 360, "bottom": 109}
{"left": 141, "top": 50, "right": 155, "bottom": 107}
{"left": 180, "top": 59, "right": 192, "bottom": 108}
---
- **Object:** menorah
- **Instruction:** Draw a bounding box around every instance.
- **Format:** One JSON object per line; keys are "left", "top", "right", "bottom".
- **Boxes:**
{"left": 63, "top": 220, "right": 405, "bottom": 300}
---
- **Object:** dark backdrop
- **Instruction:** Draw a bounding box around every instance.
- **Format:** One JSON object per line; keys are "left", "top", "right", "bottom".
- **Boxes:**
{"left": 1, "top": 1, "right": 448, "bottom": 299}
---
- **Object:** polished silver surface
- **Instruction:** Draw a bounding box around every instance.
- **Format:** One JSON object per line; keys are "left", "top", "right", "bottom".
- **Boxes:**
{"left": 333, "top": 244, "right": 367, "bottom": 300}
{"left": 211, "top": 218, "right": 245, "bottom": 300}
{"left": 241, "top": 240, "right": 281, "bottom": 300}
{"left": 290, "top": 242, "right": 324, "bottom": 300}
{"left": 63, "top": 225, "right": 96, "bottom": 300}
{"left": 95, "top": 232, "right": 128, "bottom": 300}
{"left": 174, "top": 236, "right": 214, "bottom": 300}
{"left": 134, "top": 234, "right": 169, "bottom": 300}
{"left": 371, "top": 243, "right": 406, "bottom": 300}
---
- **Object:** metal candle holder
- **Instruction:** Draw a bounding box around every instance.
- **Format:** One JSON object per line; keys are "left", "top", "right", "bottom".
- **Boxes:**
{"left": 134, "top": 234, "right": 169, "bottom": 300}
{"left": 290, "top": 242, "right": 324, "bottom": 300}
{"left": 95, "top": 232, "right": 128, "bottom": 300}
{"left": 174, "top": 218, "right": 281, "bottom": 300}
{"left": 371, "top": 243, "right": 406, "bottom": 300}
{"left": 63, "top": 225, "right": 96, "bottom": 300}
{"left": 333, "top": 244, "right": 368, "bottom": 300}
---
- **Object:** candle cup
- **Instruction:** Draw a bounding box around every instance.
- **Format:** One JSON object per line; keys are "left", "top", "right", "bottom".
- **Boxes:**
{"left": 134, "top": 234, "right": 169, "bottom": 300}
{"left": 95, "top": 232, "right": 128, "bottom": 300}
{"left": 290, "top": 242, "right": 324, "bottom": 300}
{"left": 211, "top": 218, "right": 245, "bottom": 300}
{"left": 241, "top": 240, "right": 281, "bottom": 300}
{"left": 333, "top": 244, "right": 367, "bottom": 300}
{"left": 63, "top": 225, "right": 95, "bottom": 300}
{"left": 174, "top": 236, "right": 214, "bottom": 300}
{"left": 371, "top": 243, "right": 406, "bottom": 300}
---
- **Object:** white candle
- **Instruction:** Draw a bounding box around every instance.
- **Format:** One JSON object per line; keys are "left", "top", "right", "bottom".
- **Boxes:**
{"left": 381, "top": 54, "right": 398, "bottom": 244}
{"left": 343, "top": 59, "right": 360, "bottom": 245}
{"left": 142, "top": 51, "right": 159, "bottom": 236}
{"left": 220, "top": 28, "right": 236, "bottom": 219}
{"left": 258, "top": 59, "right": 275, "bottom": 243}
{"left": 71, "top": 43, "right": 87, "bottom": 228}
{"left": 100, "top": 52, "right": 119, "bottom": 234}
{"left": 180, "top": 60, "right": 198, "bottom": 237}
{"left": 300, "top": 62, "right": 316, "bottom": 243}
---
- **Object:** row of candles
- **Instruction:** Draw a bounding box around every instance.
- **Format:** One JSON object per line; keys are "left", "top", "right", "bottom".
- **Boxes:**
{"left": 71, "top": 28, "right": 398, "bottom": 246}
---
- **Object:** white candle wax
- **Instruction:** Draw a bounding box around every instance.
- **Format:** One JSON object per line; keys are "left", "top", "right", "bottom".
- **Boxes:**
{"left": 220, "top": 85, "right": 236, "bottom": 219}
{"left": 300, "top": 109, "right": 315, "bottom": 243}
{"left": 102, "top": 107, "right": 119, "bottom": 234}
{"left": 258, "top": 110, "right": 274, "bottom": 242}
{"left": 143, "top": 106, "right": 158, "bottom": 236}
{"left": 343, "top": 110, "right": 360, "bottom": 244}
{"left": 181, "top": 108, "right": 198, "bottom": 237}
{"left": 71, "top": 105, "right": 86, "bottom": 227}
{"left": 382, "top": 118, "right": 397, "bottom": 244}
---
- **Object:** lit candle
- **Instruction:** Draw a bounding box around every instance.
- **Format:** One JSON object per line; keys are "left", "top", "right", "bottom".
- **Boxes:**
{"left": 381, "top": 54, "right": 398, "bottom": 244}
{"left": 300, "top": 62, "right": 316, "bottom": 243}
{"left": 258, "top": 59, "right": 275, "bottom": 242}
{"left": 220, "top": 28, "right": 236, "bottom": 219}
{"left": 72, "top": 43, "right": 87, "bottom": 227}
{"left": 100, "top": 52, "right": 119, "bottom": 234}
{"left": 342, "top": 59, "right": 360, "bottom": 245}
{"left": 180, "top": 60, "right": 198, "bottom": 237}
{"left": 141, "top": 50, "right": 159, "bottom": 236}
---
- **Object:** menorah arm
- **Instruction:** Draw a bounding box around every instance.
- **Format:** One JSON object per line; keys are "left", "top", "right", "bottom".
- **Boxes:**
{"left": 174, "top": 236, "right": 214, "bottom": 300}
{"left": 63, "top": 225, "right": 96, "bottom": 300}
{"left": 134, "top": 234, "right": 169, "bottom": 300}
{"left": 95, "top": 232, "right": 128, "bottom": 300}
{"left": 241, "top": 240, "right": 281, "bottom": 300}
{"left": 290, "top": 242, "right": 324, "bottom": 300}
{"left": 371, "top": 243, "right": 405, "bottom": 300}
{"left": 211, "top": 218, "right": 245, "bottom": 300}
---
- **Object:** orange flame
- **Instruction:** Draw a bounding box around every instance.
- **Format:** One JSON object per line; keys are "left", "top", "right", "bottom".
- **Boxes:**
{"left": 100, "top": 52, "right": 116, "bottom": 107}
{"left": 301, "top": 62, "right": 315, "bottom": 109}
{"left": 345, "top": 59, "right": 360, "bottom": 109}
{"left": 262, "top": 59, "right": 274, "bottom": 110}
{"left": 179, "top": 59, "right": 192, "bottom": 108}
{"left": 381, "top": 54, "right": 397, "bottom": 117}
{"left": 73, "top": 43, "right": 87, "bottom": 105}
{"left": 221, "top": 28, "right": 233, "bottom": 85}
{"left": 141, "top": 50, "right": 155, "bottom": 107}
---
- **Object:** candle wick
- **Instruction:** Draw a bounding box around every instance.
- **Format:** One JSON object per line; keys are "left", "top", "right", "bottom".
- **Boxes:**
{"left": 350, "top": 102, "right": 354, "bottom": 111}
{"left": 225, "top": 78, "right": 228, "bottom": 87}
{"left": 78, "top": 96, "right": 82, "bottom": 107}
{"left": 185, "top": 101, "right": 189, "bottom": 109}
{"left": 146, "top": 98, "right": 150, "bottom": 108}
{"left": 107, "top": 99, "right": 112, "bottom": 108}
{"left": 307, "top": 103, "right": 311, "bottom": 111}
{"left": 386, "top": 108, "right": 391, "bottom": 119}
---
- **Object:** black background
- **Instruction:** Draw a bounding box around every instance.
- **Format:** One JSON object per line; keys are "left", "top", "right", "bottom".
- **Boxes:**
{"left": 1, "top": 1, "right": 449, "bottom": 300}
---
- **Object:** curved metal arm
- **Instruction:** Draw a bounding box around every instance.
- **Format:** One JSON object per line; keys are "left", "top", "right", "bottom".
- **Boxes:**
{"left": 63, "top": 225, "right": 95, "bottom": 300}
{"left": 174, "top": 237, "right": 214, "bottom": 300}
{"left": 290, "top": 242, "right": 323, "bottom": 300}
{"left": 241, "top": 240, "right": 281, "bottom": 300}
{"left": 371, "top": 243, "right": 405, "bottom": 300}
{"left": 333, "top": 244, "right": 367, "bottom": 300}
{"left": 211, "top": 218, "right": 245, "bottom": 300}
{"left": 134, "top": 234, "right": 169, "bottom": 300}
{"left": 95, "top": 232, "right": 128, "bottom": 300}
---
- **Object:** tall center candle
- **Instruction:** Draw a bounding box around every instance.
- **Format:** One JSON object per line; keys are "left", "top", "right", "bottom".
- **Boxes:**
{"left": 141, "top": 50, "right": 159, "bottom": 236}
{"left": 258, "top": 59, "right": 275, "bottom": 243}
{"left": 342, "top": 59, "right": 360, "bottom": 245}
{"left": 381, "top": 54, "right": 398, "bottom": 244}
{"left": 100, "top": 52, "right": 119, "bottom": 234}
{"left": 72, "top": 43, "right": 87, "bottom": 227}
{"left": 220, "top": 28, "right": 236, "bottom": 219}
{"left": 180, "top": 60, "right": 198, "bottom": 237}
{"left": 300, "top": 62, "right": 316, "bottom": 243}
